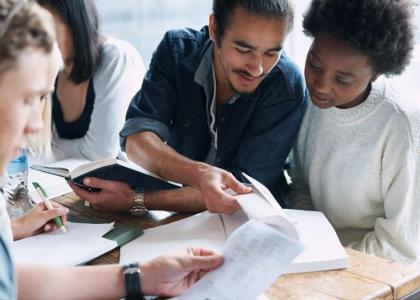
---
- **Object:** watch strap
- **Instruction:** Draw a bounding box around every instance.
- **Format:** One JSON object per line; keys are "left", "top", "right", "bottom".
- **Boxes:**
{"left": 123, "top": 263, "right": 144, "bottom": 300}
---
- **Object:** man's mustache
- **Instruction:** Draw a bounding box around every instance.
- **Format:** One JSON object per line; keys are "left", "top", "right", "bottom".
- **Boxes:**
{"left": 234, "top": 69, "right": 266, "bottom": 79}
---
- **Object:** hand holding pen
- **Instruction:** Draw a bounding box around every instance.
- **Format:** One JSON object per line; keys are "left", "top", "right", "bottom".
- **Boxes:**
{"left": 32, "top": 182, "right": 67, "bottom": 233}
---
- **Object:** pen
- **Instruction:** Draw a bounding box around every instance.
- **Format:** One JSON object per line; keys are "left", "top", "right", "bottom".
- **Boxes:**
{"left": 32, "top": 182, "right": 67, "bottom": 233}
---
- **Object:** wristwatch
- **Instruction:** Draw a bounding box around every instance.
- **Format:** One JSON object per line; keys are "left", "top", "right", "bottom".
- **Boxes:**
{"left": 123, "top": 263, "right": 145, "bottom": 300}
{"left": 129, "top": 188, "right": 148, "bottom": 216}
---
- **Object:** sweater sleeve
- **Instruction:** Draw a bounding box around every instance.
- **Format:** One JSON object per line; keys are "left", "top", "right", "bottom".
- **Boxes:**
{"left": 288, "top": 148, "right": 315, "bottom": 211}
{"left": 348, "top": 123, "right": 420, "bottom": 264}
{"left": 52, "top": 39, "right": 145, "bottom": 161}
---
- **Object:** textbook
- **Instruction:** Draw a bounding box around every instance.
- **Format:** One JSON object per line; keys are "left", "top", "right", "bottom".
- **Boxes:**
{"left": 31, "top": 158, "right": 181, "bottom": 192}
{"left": 121, "top": 173, "right": 349, "bottom": 274}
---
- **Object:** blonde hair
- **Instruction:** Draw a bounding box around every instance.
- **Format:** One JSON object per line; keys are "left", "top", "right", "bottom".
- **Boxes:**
{"left": 0, "top": 0, "right": 62, "bottom": 158}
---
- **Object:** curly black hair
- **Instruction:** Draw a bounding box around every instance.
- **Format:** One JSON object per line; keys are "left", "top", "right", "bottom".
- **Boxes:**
{"left": 302, "top": 0, "right": 416, "bottom": 75}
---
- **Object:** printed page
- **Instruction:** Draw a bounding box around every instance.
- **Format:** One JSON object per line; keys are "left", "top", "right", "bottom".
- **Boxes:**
{"left": 120, "top": 212, "right": 226, "bottom": 264}
{"left": 12, "top": 222, "right": 117, "bottom": 266}
{"left": 176, "top": 219, "right": 303, "bottom": 300}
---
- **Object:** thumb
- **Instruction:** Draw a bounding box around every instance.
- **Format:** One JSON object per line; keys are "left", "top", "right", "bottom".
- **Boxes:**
{"left": 225, "top": 174, "right": 252, "bottom": 194}
{"left": 184, "top": 255, "right": 224, "bottom": 273}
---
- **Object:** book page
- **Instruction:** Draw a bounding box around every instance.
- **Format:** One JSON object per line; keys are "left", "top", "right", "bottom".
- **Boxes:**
{"left": 283, "top": 209, "right": 349, "bottom": 273}
{"left": 28, "top": 169, "right": 73, "bottom": 203}
{"left": 12, "top": 222, "right": 117, "bottom": 266}
{"left": 120, "top": 212, "right": 226, "bottom": 264}
{"left": 175, "top": 219, "right": 303, "bottom": 300}
{"left": 31, "top": 158, "right": 90, "bottom": 177}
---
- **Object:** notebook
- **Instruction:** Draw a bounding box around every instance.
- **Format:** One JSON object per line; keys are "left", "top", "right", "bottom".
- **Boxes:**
{"left": 12, "top": 222, "right": 117, "bottom": 266}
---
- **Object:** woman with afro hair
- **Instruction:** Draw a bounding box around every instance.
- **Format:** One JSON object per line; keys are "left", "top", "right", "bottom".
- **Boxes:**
{"left": 289, "top": 0, "right": 419, "bottom": 264}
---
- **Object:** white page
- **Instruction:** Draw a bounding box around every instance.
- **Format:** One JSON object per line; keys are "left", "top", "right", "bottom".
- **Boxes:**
{"left": 284, "top": 209, "right": 349, "bottom": 273}
{"left": 12, "top": 222, "right": 117, "bottom": 266}
{"left": 120, "top": 212, "right": 226, "bottom": 264}
{"left": 28, "top": 169, "right": 73, "bottom": 203}
{"left": 176, "top": 220, "right": 303, "bottom": 300}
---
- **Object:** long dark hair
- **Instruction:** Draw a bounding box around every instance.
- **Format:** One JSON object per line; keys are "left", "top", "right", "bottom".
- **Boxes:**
{"left": 37, "top": 0, "right": 102, "bottom": 83}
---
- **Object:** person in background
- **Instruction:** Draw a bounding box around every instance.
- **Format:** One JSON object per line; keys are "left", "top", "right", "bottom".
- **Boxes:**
{"left": 71, "top": 0, "right": 308, "bottom": 215}
{"left": 289, "top": 0, "right": 419, "bottom": 264}
{"left": 37, "top": 0, "right": 145, "bottom": 161}
{"left": 0, "top": 1, "right": 222, "bottom": 299}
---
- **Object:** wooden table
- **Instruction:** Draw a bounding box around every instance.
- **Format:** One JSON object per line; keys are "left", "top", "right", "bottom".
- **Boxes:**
{"left": 55, "top": 193, "right": 420, "bottom": 300}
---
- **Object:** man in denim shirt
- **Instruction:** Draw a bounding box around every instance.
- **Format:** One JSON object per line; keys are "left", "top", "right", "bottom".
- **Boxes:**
{"left": 73, "top": 0, "right": 307, "bottom": 214}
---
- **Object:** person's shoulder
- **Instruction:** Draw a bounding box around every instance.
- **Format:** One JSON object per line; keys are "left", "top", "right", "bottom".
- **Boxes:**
{"left": 161, "top": 26, "right": 209, "bottom": 55}
{"left": 378, "top": 79, "right": 420, "bottom": 141}
{"left": 99, "top": 36, "right": 142, "bottom": 67}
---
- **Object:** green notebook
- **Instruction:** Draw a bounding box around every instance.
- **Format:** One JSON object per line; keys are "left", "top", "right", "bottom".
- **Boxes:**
{"left": 68, "top": 214, "right": 143, "bottom": 247}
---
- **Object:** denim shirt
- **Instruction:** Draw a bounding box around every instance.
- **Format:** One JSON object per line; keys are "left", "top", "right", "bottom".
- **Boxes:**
{"left": 120, "top": 26, "right": 308, "bottom": 206}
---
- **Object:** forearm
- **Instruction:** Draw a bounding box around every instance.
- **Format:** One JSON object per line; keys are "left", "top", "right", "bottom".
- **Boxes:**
{"left": 17, "top": 264, "right": 125, "bottom": 300}
{"left": 126, "top": 131, "right": 207, "bottom": 187}
{"left": 145, "top": 187, "right": 206, "bottom": 213}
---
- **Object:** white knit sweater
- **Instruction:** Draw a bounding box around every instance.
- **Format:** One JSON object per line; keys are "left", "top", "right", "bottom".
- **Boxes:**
{"left": 289, "top": 79, "right": 420, "bottom": 264}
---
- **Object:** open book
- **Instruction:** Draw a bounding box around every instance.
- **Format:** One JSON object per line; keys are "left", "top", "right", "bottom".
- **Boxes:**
{"left": 31, "top": 158, "right": 181, "bottom": 192}
{"left": 121, "top": 173, "right": 349, "bottom": 274}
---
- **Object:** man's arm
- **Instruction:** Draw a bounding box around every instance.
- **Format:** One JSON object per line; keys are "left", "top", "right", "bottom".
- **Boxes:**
{"left": 70, "top": 179, "right": 206, "bottom": 213}
{"left": 126, "top": 131, "right": 251, "bottom": 214}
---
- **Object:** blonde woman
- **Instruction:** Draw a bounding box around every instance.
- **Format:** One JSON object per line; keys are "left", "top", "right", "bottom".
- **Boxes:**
{"left": 0, "top": 1, "right": 223, "bottom": 299}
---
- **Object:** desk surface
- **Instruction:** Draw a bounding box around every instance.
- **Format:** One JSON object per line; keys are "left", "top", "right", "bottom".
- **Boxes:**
{"left": 55, "top": 193, "right": 420, "bottom": 300}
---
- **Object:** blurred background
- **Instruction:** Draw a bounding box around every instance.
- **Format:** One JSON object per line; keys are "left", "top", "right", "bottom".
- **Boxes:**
{"left": 96, "top": 0, "right": 419, "bottom": 90}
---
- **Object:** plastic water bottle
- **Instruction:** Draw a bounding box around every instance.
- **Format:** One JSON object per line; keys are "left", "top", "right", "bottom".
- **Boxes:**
{"left": 2, "top": 148, "right": 32, "bottom": 218}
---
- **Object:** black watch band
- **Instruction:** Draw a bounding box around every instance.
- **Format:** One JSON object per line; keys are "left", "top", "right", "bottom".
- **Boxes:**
{"left": 123, "top": 263, "right": 145, "bottom": 300}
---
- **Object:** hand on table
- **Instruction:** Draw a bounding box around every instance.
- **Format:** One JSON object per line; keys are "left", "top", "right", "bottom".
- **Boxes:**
{"left": 12, "top": 202, "right": 68, "bottom": 240}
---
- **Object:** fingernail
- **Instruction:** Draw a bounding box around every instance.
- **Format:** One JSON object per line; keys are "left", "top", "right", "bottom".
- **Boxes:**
{"left": 84, "top": 178, "right": 91, "bottom": 185}
{"left": 45, "top": 224, "right": 51, "bottom": 231}
{"left": 59, "top": 208, "right": 69, "bottom": 214}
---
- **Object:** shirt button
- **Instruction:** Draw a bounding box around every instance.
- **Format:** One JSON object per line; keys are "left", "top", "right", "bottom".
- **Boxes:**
{"left": 184, "top": 119, "right": 191, "bottom": 127}
{"left": 220, "top": 117, "right": 225, "bottom": 123}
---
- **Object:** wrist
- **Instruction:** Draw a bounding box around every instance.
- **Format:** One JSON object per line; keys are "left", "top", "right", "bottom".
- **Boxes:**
{"left": 190, "top": 162, "right": 211, "bottom": 187}
{"left": 11, "top": 217, "right": 26, "bottom": 241}
{"left": 129, "top": 188, "right": 148, "bottom": 216}
{"left": 123, "top": 263, "right": 145, "bottom": 300}
{"left": 138, "top": 262, "right": 155, "bottom": 296}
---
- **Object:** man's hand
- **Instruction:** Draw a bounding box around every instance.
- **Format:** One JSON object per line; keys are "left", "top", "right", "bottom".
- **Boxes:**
{"left": 195, "top": 164, "right": 252, "bottom": 214}
{"left": 69, "top": 178, "right": 135, "bottom": 212}
{"left": 140, "top": 247, "right": 224, "bottom": 297}
{"left": 12, "top": 202, "right": 69, "bottom": 240}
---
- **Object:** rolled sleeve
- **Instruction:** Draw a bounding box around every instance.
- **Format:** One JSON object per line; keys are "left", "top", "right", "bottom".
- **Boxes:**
{"left": 120, "top": 117, "right": 170, "bottom": 151}
{"left": 120, "top": 31, "right": 178, "bottom": 151}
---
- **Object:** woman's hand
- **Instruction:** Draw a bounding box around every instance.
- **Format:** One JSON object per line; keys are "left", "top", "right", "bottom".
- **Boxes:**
{"left": 11, "top": 202, "right": 69, "bottom": 240}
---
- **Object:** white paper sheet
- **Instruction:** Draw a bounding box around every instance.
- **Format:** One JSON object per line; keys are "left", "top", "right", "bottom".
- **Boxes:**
{"left": 176, "top": 220, "right": 303, "bottom": 300}
{"left": 120, "top": 212, "right": 226, "bottom": 264}
{"left": 12, "top": 221, "right": 117, "bottom": 266}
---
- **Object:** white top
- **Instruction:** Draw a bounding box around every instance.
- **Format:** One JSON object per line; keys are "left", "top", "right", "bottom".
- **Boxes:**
{"left": 52, "top": 37, "right": 145, "bottom": 161}
{"left": 289, "top": 79, "right": 420, "bottom": 264}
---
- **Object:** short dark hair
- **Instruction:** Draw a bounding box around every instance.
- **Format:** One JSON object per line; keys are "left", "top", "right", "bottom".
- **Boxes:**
{"left": 212, "top": 0, "right": 294, "bottom": 44}
{"left": 37, "top": 0, "right": 102, "bottom": 83}
{"left": 303, "top": 0, "right": 416, "bottom": 76}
